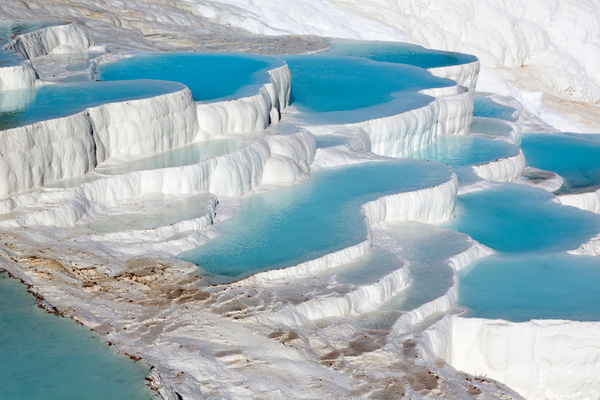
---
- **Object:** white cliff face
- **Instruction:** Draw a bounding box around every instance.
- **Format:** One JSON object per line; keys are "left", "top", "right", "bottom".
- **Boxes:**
{"left": 558, "top": 189, "right": 600, "bottom": 215}
{"left": 0, "top": 86, "right": 197, "bottom": 198}
{"left": 0, "top": 61, "right": 38, "bottom": 91}
{"left": 4, "top": 23, "right": 99, "bottom": 59}
{"left": 196, "top": 64, "right": 291, "bottom": 139}
{"left": 0, "top": 128, "right": 316, "bottom": 228}
{"left": 359, "top": 89, "right": 474, "bottom": 158}
{"left": 436, "top": 317, "right": 600, "bottom": 400}
{"left": 428, "top": 60, "right": 480, "bottom": 93}
{"left": 472, "top": 149, "right": 526, "bottom": 183}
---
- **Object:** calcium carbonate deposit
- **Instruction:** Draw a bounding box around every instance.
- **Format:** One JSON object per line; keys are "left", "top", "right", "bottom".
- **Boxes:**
{"left": 1, "top": 1, "right": 600, "bottom": 399}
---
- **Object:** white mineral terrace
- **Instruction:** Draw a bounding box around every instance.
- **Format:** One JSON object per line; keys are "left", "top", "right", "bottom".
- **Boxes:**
{"left": 0, "top": 3, "right": 599, "bottom": 400}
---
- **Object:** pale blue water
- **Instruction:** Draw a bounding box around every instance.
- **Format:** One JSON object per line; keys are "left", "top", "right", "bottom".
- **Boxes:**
{"left": 282, "top": 55, "right": 454, "bottom": 124}
{"left": 322, "top": 39, "right": 477, "bottom": 69}
{"left": 521, "top": 133, "right": 600, "bottom": 193}
{"left": 98, "top": 53, "right": 282, "bottom": 101}
{"left": 0, "top": 272, "right": 154, "bottom": 400}
{"left": 470, "top": 117, "right": 521, "bottom": 145}
{"left": 179, "top": 160, "right": 453, "bottom": 282}
{"left": 444, "top": 184, "right": 600, "bottom": 253}
{"left": 407, "top": 134, "right": 519, "bottom": 170}
{"left": 335, "top": 247, "right": 403, "bottom": 286}
{"left": 458, "top": 253, "right": 600, "bottom": 322}
{"left": 0, "top": 80, "right": 185, "bottom": 131}
{"left": 100, "top": 139, "right": 249, "bottom": 175}
{"left": 473, "top": 94, "right": 517, "bottom": 121}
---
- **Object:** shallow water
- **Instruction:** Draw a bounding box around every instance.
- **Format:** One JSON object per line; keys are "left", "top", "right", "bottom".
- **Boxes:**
{"left": 521, "top": 132, "right": 600, "bottom": 193}
{"left": 407, "top": 134, "right": 518, "bottom": 169}
{"left": 473, "top": 94, "right": 517, "bottom": 121}
{"left": 443, "top": 184, "right": 600, "bottom": 253}
{"left": 0, "top": 80, "right": 185, "bottom": 131}
{"left": 322, "top": 39, "right": 477, "bottom": 69}
{"left": 382, "top": 222, "right": 470, "bottom": 312}
{"left": 0, "top": 272, "right": 153, "bottom": 400}
{"left": 470, "top": 117, "right": 520, "bottom": 145}
{"left": 458, "top": 253, "right": 600, "bottom": 321}
{"left": 98, "top": 52, "right": 281, "bottom": 101}
{"left": 87, "top": 193, "right": 213, "bottom": 233}
{"left": 283, "top": 55, "right": 453, "bottom": 124}
{"left": 179, "top": 160, "right": 452, "bottom": 282}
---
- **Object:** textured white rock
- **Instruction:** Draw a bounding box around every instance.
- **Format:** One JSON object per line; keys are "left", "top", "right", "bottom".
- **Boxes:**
{"left": 445, "top": 317, "right": 600, "bottom": 400}
{"left": 0, "top": 87, "right": 198, "bottom": 198}
{"left": 263, "top": 263, "right": 411, "bottom": 325}
{"left": 428, "top": 60, "right": 480, "bottom": 93}
{"left": 5, "top": 23, "right": 97, "bottom": 59}
{"left": 0, "top": 61, "right": 39, "bottom": 91}
{"left": 0, "top": 129, "right": 316, "bottom": 227}
{"left": 471, "top": 149, "right": 526, "bottom": 183}
{"left": 196, "top": 64, "right": 291, "bottom": 139}
{"left": 557, "top": 188, "right": 600, "bottom": 214}
{"left": 360, "top": 90, "right": 474, "bottom": 158}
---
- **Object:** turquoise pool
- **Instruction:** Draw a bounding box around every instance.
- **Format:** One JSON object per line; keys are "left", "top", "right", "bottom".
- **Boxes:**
{"left": 407, "top": 134, "right": 519, "bottom": 169}
{"left": 473, "top": 94, "right": 517, "bottom": 121}
{"left": 322, "top": 39, "right": 477, "bottom": 69}
{"left": 458, "top": 253, "right": 600, "bottom": 322}
{"left": 179, "top": 160, "right": 453, "bottom": 282}
{"left": 282, "top": 55, "right": 454, "bottom": 124}
{"left": 521, "top": 132, "right": 600, "bottom": 193}
{"left": 443, "top": 184, "right": 600, "bottom": 253}
{"left": 98, "top": 52, "right": 282, "bottom": 102}
{"left": 0, "top": 272, "right": 153, "bottom": 400}
{"left": 0, "top": 80, "right": 185, "bottom": 131}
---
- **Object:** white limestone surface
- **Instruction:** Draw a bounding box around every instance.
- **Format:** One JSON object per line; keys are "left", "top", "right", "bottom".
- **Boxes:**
{"left": 557, "top": 188, "right": 600, "bottom": 215}
{"left": 359, "top": 89, "right": 474, "bottom": 158}
{"left": 441, "top": 317, "right": 600, "bottom": 400}
{"left": 196, "top": 64, "right": 291, "bottom": 139}
{"left": 428, "top": 60, "right": 480, "bottom": 93}
{"left": 471, "top": 149, "right": 526, "bottom": 183}
{"left": 0, "top": 61, "right": 39, "bottom": 91}
{"left": 0, "top": 86, "right": 197, "bottom": 198}
{"left": 0, "top": 129, "right": 316, "bottom": 228}
{"left": 4, "top": 23, "right": 100, "bottom": 59}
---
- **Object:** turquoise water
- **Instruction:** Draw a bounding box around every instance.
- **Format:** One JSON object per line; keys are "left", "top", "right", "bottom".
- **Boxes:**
{"left": 322, "top": 39, "right": 477, "bottom": 69}
{"left": 282, "top": 55, "right": 454, "bottom": 123}
{"left": 408, "top": 134, "right": 519, "bottom": 169}
{"left": 0, "top": 80, "right": 185, "bottom": 131}
{"left": 444, "top": 184, "right": 600, "bottom": 253}
{"left": 179, "top": 160, "right": 453, "bottom": 282}
{"left": 0, "top": 272, "right": 153, "bottom": 400}
{"left": 98, "top": 53, "right": 281, "bottom": 101}
{"left": 458, "top": 253, "right": 600, "bottom": 322}
{"left": 473, "top": 94, "right": 517, "bottom": 121}
{"left": 470, "top": 117, "right": 520, "bottom": 145}
{"left": 521, "top": 133, "right": 600, "bottom": 193}
{"left": 383, "top": 222, "right": 469, "bottom": 312}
